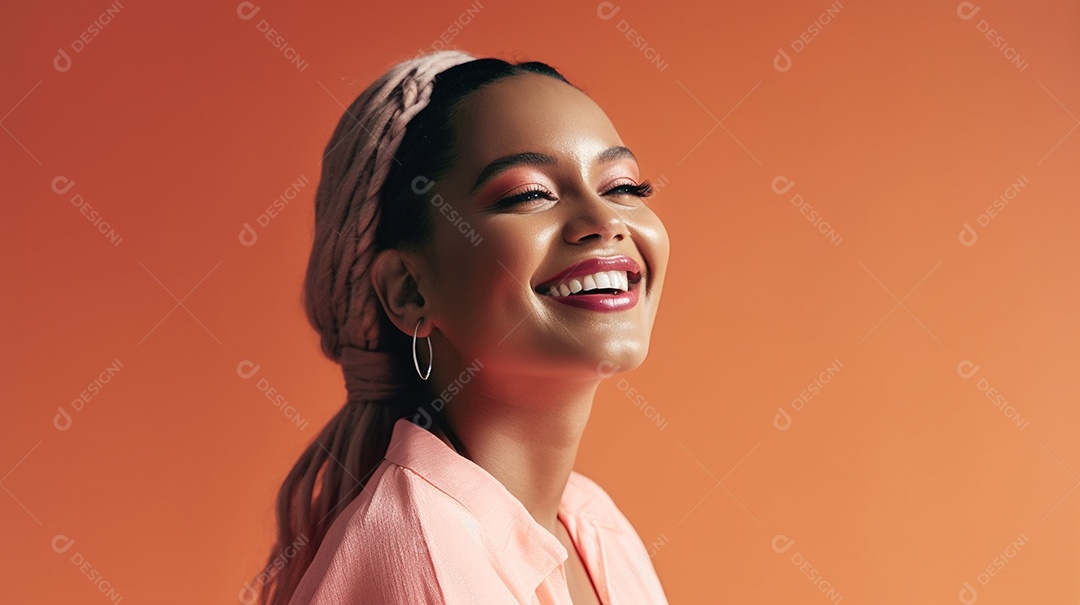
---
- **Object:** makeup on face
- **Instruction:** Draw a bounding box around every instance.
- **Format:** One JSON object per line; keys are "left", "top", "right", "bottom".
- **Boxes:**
{"left": 534, "top": 255, "right": 643, "bottom": 312}
{"left": 471, "top": 146, "right": 643, "bottom": 208}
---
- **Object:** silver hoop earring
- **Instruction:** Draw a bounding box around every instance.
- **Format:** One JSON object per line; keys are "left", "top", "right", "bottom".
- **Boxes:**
{"left": 412, "top": 318, "right": 432, "bottom": 380}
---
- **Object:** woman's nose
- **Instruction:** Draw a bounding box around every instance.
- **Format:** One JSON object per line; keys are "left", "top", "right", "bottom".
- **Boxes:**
{"left": 562, "top": 192, "right": 629, "bottom": 244}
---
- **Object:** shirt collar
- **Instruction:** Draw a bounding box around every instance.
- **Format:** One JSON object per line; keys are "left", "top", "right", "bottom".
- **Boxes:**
{"left": 383, "top": 417, "right": 622, "bottom": 600}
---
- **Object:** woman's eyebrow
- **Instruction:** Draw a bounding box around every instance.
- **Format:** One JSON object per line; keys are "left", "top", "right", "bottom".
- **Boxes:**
{"left": 469, "top": 146, "right": 637, "bottom": 194}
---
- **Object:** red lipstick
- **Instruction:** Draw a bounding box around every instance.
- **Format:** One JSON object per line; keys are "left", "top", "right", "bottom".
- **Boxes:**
{"left": 534, "top": 256, "right": 642, "bottom": 292}
{"left": 534, "top": 255, "right": 643, "bottom": 312}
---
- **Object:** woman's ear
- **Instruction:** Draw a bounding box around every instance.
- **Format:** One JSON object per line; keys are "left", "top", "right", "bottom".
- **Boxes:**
{"left": 370, "top": 248, "right": 429, "bottom": 337}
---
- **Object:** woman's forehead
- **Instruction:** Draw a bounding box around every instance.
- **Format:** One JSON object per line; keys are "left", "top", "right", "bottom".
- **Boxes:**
{"left": 448, "top": 74, "right": 624, "bottom": 175}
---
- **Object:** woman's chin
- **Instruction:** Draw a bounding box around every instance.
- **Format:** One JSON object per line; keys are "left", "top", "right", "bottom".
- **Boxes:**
{"left": 588, "top": 343, "right": 650, "bottom": 378}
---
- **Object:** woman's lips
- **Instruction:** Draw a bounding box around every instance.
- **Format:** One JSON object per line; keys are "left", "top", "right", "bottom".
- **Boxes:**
{"left": 534, "top": 255, "right": 642, "bottom": 293}
{"left": 538, "top": 276, "right": 641, "bottom": 312}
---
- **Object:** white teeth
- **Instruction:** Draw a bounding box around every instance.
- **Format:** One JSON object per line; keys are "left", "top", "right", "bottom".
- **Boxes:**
{"left": 543, "top": 270, "right": 632, "bottom": 297}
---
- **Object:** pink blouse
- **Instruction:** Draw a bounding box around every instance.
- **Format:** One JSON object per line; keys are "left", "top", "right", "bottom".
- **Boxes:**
{"left": 287, "top": 417, "right": 670, "bottom": 604}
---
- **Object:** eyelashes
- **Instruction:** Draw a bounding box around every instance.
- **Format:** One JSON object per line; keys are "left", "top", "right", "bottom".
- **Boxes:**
{"left": 496, "top": 179, "right": 654, "bottom": 207}
{"left": 610, "top": 180, "right": 654, "bottom": 198}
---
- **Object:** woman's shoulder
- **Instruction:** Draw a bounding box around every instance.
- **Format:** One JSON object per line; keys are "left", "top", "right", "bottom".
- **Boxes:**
{"left": 320, "top": 457, "right": 485, "bottom": 558}
{"left": 347, "top": 456, "right": 473, "bottom": 527}
{"left": 287, "top": 460, "right": 480, "bottom": 604}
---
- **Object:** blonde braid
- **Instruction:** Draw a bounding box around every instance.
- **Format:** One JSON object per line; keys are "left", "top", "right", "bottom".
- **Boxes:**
{"left": 304, "top": 50, "right": 475, "bottom": 359}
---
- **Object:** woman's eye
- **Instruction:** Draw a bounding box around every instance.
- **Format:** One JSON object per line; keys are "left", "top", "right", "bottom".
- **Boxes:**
{"left": 494, "top": 179, "right": 654, "bottom": 209}
{"left": 605, "top": 180, "right": 654, "bottom": 199}
{"left": 496, "top": 186, "right": 556, "bottom": 207}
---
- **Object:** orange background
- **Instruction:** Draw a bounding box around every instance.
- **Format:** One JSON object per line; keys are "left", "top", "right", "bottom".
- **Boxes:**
{"left": 2, "top": 0, "right": 1078, "bottom": 602}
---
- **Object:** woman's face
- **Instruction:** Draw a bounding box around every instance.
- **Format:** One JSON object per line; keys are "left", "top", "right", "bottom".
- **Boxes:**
{"left": 416, "top": 72, "right": 670, "bottom": 380}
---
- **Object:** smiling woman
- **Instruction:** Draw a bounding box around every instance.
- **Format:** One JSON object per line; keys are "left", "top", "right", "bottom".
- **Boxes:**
{"left": 249, "top": 49, "right": 671, "bottom": 605}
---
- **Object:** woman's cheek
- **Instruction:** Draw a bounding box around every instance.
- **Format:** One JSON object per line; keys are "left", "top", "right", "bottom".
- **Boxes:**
{"left": 631, "top": 210, "right": 666, "bottom": 248}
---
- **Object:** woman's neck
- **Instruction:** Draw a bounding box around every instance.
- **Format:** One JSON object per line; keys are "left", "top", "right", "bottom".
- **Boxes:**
{"left": 430, "top": 372, "right": 599, "bottom": 536}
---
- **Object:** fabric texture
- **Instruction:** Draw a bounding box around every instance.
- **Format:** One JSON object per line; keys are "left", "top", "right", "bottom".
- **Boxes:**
{"left": 286, "top": 418, "right": 670, "bottom": 604}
